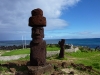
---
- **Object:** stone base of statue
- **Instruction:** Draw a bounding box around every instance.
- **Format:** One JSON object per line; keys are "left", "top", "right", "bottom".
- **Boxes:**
{"left": 27, "top": 63, "right": 54, "bottom": 75}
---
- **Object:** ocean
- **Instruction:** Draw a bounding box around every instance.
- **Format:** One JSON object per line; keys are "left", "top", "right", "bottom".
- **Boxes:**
{"left": 0, "top": 38, "right": 100, "bottom": 48}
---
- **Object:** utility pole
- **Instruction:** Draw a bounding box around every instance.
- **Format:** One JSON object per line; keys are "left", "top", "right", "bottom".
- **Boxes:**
{"left": 25, "top": 36, "right": 26, "bottom": 49}
{"left": 22, "top": 35, "right": 24, "bottom": 49}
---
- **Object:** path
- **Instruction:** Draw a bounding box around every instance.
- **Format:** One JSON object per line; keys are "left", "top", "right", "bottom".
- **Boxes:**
{"left": 0, "top": 48, "right": 79, "bottom": 61}
{"left": 0, "top": 51, "right": 60, "bottom": 61}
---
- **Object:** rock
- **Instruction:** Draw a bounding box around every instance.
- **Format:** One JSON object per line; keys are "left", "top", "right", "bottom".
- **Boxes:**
{"left": 28, "top": 64, "right": 53, "bottom": 75}
{"left": 61, "top": 62, "right": 67, "bottom": 68}
{"left": 10, "top": 68, "right": 16, "bottom": 73}
{"left": 54, "top": 65, "right": 59, "bottom": 71}
{"left": 15, "top": 71, "right": 25, "bottom": 75}
{"left": 85, "top": 66, "right": 92, "bottom": 72}
{"left": 69, "top": 71, "right": 74, "bottom": 75}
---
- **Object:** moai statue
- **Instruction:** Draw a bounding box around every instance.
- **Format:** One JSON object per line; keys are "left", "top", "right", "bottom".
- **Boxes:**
{"left": 58, "top": 39, "right": 65, "bottom": 58}
{"left": 28, "top": 8, "right": 46, "bottom": 66}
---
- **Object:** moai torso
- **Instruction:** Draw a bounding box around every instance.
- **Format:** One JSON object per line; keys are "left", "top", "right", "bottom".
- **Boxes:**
{"left": 30, "top": 40, "right": 46, "bottom": 66}
{"left": 28, "top": 8, "right": 46, "bottom": 66}
{"left": 58, "top": 39, "right": 65, "bottom": 58}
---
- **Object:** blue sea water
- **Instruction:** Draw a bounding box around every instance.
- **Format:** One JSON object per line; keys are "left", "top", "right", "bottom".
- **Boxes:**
{"left": 46, "top": 38, "right": 100, "bottom": 48}
{"left": 0, "top": 38, "right": 100, "bottom": 48}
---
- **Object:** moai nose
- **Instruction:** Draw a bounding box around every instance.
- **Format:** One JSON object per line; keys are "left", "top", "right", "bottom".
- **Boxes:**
{"left": 35, "top": 29, "right": 40, "bottom": 35}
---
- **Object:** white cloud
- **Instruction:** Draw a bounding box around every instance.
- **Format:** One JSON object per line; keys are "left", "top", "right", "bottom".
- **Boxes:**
{"left": 77, "top": 31, "right": 92, "bottom": 35}
{"left": 0, "top": 0, "right": 80, "bottom": 40}
{"left": 44, "top": 30, "right": 100, "bottom": 39}
{"left": 45, "top": 18, "right": 68, "bottom": 30}
{"left": 68, "top": 31, "right": 100, "bottom": 38}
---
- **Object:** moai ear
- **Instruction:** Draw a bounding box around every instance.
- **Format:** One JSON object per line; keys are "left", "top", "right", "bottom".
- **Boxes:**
{"left": 31, "top": 28, "right": 35, "bottom": 38}
{"left": 40, "top": 27, "right": 44, "bottom": 38}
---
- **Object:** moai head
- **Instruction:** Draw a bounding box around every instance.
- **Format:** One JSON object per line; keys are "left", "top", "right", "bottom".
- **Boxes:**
{"left": 29, "top": 8, "right": 46, "bottom": 44}
{"left": 31, "top": 27, "right": 44, "bottom": 43}
{"left": 58, "top": 39, "right": 65, "bottom": 47}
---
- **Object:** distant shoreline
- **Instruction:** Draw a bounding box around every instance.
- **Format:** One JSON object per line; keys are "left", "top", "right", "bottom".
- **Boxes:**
{"left": 0, "top": 38, "right": 100, "bottom": 41}
{"left": 0, "top": 38, "right": 100, "bottom": 48}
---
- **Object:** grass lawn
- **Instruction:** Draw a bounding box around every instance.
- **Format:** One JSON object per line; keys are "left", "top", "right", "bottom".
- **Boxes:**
{"left": 1, "top": 45, "right": 100, "bottom": 73}
{"left": 47, "top": 46, "right": 60, "bottom": 51}
{"left": 66, "top": 50, "right": 100, "bottom": 71}
{"left": 0, "top": 49, "right": 100, "bottom": 74}
{"left": 1, "top": 48, "right": 30, "bottom": 56}
{"left": 1, "top": 46, "right": 60, "bottom": 56}
{"left": 46, "top": 50, "right": 100, "bottom": 73}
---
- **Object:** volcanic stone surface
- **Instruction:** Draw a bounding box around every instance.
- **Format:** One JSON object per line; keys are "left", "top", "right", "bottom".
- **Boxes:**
{"left": 28, "top": 8, "right": 46, "bottom": 27}
{"left": 58, "top": 39, "right": 65, "bottom": 58}
{"left": 31, "top": 8, "right": 43, "bottom": 16}
{"left": 28, "top": 8, "right": 47, "bottom": 66}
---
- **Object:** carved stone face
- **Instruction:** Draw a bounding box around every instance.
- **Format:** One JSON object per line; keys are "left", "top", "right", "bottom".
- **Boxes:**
{"left": 31, "top": 27, "right": 44, "bottom": 43}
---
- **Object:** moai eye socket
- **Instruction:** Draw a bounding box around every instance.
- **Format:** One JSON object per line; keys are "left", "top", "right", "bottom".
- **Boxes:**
{"left": 32, "top": 28, "right": 36, "bottom": 33}
{"left": 39, "top": 28, "right": 43, "bottom": 32}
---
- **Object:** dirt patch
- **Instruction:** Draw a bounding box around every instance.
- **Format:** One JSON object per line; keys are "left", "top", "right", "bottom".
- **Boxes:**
{"left": 0, "top": 60, "right": 100, "bottom": 75}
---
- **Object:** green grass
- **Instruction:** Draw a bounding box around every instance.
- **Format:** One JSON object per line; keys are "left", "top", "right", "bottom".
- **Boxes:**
{"left": 47, "top": 46, "right": 60, "bottom": 51}
{"left": 1, "top": 48, "right": 100, "bottom": 74}
{"left": 47, "top": 53, "right": 67, "bottom": 60}
{"left": 66, "top": 50, "right": 100, "bottom": 71}
{"left": 1, "top": 46, "right": 60, "bottom": 56}
{"left": 0, "top": 61, "right": 7, "bottom": 64}
{"left": 67, "top": 50, "right": 99, "bottom": 58}
{"left": 19, "top": 55, "right": 30, "bottom": 61}
{"left": 18, "top": 50, "right": 100, "bottom": 72}
{"left": 0, "top": 66, "right": 8, "bottom": 71}
{"left": 1, "top": 48, "right": 30, "bottom": 56}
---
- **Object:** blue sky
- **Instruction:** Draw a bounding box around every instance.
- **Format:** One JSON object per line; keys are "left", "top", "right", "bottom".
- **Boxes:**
{"left": 0, "top": 0, "right": 100, "bottom": 40}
